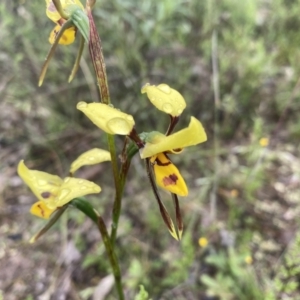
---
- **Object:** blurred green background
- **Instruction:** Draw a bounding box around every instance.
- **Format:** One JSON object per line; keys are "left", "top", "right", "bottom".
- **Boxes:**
{"left": 1, "top": 0, "right": 300, "bottom": 299}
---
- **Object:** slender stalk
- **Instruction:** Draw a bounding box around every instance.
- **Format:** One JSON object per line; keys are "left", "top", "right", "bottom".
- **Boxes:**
{"left": 96, "top": 214, "right": 125, "bottom": 300}
{"left": 211, "top": 29, "right": 220, "bottom": 222}
{"left": 110, "top": 137, "right": 134, "bottom": 245}
{"left": 165, "top": 115, "right": 179, "bottom": 136}
{"left": 110, "top": 164, "right": 128, "bottom": 246}
{"left": 86, "top": 5, "right": 125, "bottom": 297}
{"left": 87, "top": 6, "right": 121, "bottom": 232}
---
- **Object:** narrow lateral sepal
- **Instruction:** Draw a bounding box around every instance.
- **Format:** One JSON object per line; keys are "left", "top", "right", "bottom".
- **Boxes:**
{"left": 29, "top": 205, "right": 68, "bottom": 243}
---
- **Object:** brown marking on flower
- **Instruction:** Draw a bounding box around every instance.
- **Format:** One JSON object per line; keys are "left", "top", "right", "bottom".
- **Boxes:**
{"left": 156, "top": 157, "right": 171, "bottom": 166}
{"left": 57, "top": 19, "right": 65, "bottom": 26}
{"left": 53, "top": 28, "right": 60, "bottom": 39}
{"left": 41, "top": 192, "right": 51, "bottom": 199}
{"left": 163, "top": 174, "right": 178, "bottom": 186}
{"left": 37, "top": 204, "right": 45, "bottom": 217}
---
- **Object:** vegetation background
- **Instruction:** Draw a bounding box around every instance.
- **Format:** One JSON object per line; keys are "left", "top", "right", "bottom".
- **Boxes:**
{"left": 1, "top": 0, "right": 300, "bottom": 299}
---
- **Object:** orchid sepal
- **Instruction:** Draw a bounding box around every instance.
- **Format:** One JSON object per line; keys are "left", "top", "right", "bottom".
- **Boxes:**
{"left": 141, "top": 83, "right": 187, "bottom": 117}
{"left": 70, "top": 148, "right": 111, "bottom": 175}
{"left": 77, "top": 102, "right": 135, "bottom": 135}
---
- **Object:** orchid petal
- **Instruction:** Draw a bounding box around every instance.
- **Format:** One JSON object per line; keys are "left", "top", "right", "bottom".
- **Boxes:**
{"left": 151, "top": 153, "right": 188, "bottom": 196}
{"left": 49, "top": 25, "right": 76, "bottom": 45}
{"left": 140, "top": 117, "right": 207, "bottom": 158}
{"left": 30, "top": 201, "right": 56, "bottom": 219}
{"left": 50, "top": 177, "right": 101, "bottom": 209}
{"left": 70, "top": 148, "right": 111, "bottom": 174}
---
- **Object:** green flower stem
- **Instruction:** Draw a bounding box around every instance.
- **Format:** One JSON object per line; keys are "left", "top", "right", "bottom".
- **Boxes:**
{"left": 87, "top": 6, "right": 121, "bottom": 231}
{"left": 96, "top": 213, "right": 125, "bottom": 300}
{"left": 110, "top": 137, "right": 141, "bottom": 245}
{"left": 87, "top": 7, "right": 126, "bottom": 298}
{"left": 107, "top": 133, "right": 121, "bottom": 213}
{"left": 110, "top": 157, "right": 131, "bottom": 246}
{"left": 87, "top": 7, "right": 120, "bottom": 188}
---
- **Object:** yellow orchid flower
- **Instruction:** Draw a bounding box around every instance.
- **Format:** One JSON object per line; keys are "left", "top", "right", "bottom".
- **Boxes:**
{"left": 141, "top": 83, "right": 187, "bottom": 117}
{"left": 39, "top": 0, "right": 88, "bottom": 85}
{"left": 18, "top": 148, "right": 110, "bottom": 219}
{"left": 138, "top": 84, "right": 207, "bottom": 240}
{"left": 143, "top": 117, "right": 206, "bottom": 240}
{"left": 46, "top": 0, "right": 84, "bottom": 45}
{"left": 77, "top": 102, "right": 135, "bottom": 135}
{"left": 46, "top": 0, "right": 84, "bottom": 23}
{"left": 141, "top": 117, "right": 207, "bottom": 196}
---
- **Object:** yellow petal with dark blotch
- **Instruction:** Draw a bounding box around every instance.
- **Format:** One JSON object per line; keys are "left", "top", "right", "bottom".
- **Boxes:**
{"left": 30, "top": 201, "right": 56, "bottom": 219}
{"left": 152, "top": 153, "right": 188, "bottom": 196}
{"left": 70, "top": 148, "right": 111, "bottom": 174}
{"left": 141, "top": 116, "right": 207, "bottom": 158}
{"left": 18, "top": 160, "right": 63, "bottom": 207}
{"left": 77, "top": 102, "right": 135, "bottom": 135}
{"left": 52, "top": 177, "right": 101, "bottom": 209}
{"left": 46, "top": 0, "right": 84, "bottom": 22}
{"left": 49, "top": 25, "right": 76, "bottom": 45}
{"left": 141, "top": 83, "right": 186, "bottom": 117}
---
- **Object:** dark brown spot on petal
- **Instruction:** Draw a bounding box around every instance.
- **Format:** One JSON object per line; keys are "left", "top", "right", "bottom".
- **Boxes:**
{"left": 41, "top": 192, "right": 51, "bottom": 199}
{"left": 163, "top": 174, "right": 178, "bottom": 186}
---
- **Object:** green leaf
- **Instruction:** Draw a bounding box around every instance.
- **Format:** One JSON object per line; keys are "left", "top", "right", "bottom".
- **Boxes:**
{"left": 71, "top": 197, "right": 98, "bottom": 224}
{"left": 126, "top": 140, "right": 139, "bottom": 160}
